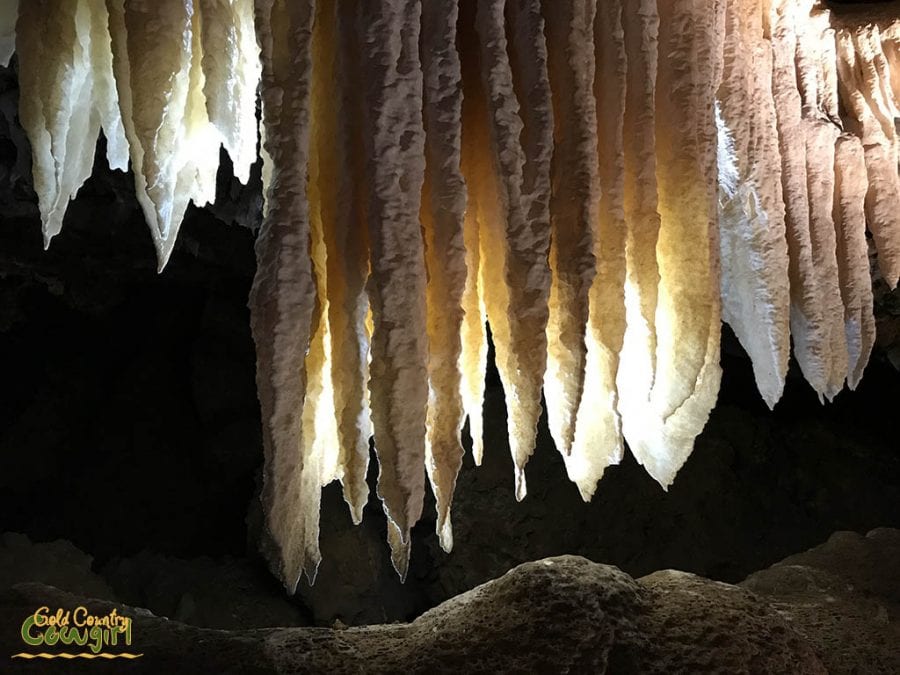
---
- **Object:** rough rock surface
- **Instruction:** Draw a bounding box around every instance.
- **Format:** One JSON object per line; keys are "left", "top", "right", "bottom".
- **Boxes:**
{"left": 5, "top": 530, "right": 898, "bottom": 673}
{"left": 742, "top": 528, "right": 900, "bottom": 674}
{"left": 0, "top": 532, "right": 115, "bottom": 601}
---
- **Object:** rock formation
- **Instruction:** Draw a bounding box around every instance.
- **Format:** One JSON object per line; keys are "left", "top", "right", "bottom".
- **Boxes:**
{"left": 3, "top": 529, "right": 899, "bottom": 673}
{"left": 7, "top": 0, "right": 900, "bottom": 588}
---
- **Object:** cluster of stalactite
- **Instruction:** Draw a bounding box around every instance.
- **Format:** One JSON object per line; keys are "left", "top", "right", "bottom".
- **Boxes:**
{"left": 8, "top": 0, "right": 900, "bottom": 591}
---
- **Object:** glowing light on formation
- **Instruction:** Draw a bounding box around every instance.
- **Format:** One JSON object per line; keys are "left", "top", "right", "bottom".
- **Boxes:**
{"left": 8, "top": 0, "right": 900, "bottom": 591}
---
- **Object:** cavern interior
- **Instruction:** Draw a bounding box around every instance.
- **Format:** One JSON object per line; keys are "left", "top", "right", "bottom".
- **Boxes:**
{"left": 1, "top": 0, "right": 899, "bottom": 672}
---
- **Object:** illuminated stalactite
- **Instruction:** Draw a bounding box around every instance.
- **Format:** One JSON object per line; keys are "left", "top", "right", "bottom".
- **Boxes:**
{"left": 16, "top": 0, "right": 125, "bottom": 247}
{"left": 770, "top": 0, "right": 831, "bottom": 400}
{"left": 798, "top": 5, "right": 848, "bottom": 398}
{"left": 717, "top": 0, "right": 790, "bottom": 409}
{"left": 318, "top": 0, "right": 372, "bottom": 526}
{"left": 9, "top": 0, "right": 900, "bottom": 589}
{"left": 543, "top": 0, "right": 598, "bottom": 465}
{"left": 357, "top": 0, "right": 429, "bottom": 580}
{"left": 617, "top": 0, "right": 661, "bottom": 482}
{"left": 626, "top": 0, "right": 725, "bottom": 488}
{"left": 198, "top": 0, "right": 261, "bottom": 185}
{"left": 834, "top": 134, "right": 876, "bottom": 390}
{"left": 566, "top": 0, "right": 628, "bottom": 501}
{"left": 457, "top": 0, "right": 490, "bottom": 470}
{"left": 250, "top": 0, "right": 318, "bottom": 591}
{"left": 420, "top": 0, "right": 468, "bottom": 553}
{"left": 473, "top": 0, "right": 552, "bottom": 501}
{"left": 108, "top": 0, "right": 201, "bottom": 268}
{"left": 836, "top": 23, "right": 900, "bottom": 291}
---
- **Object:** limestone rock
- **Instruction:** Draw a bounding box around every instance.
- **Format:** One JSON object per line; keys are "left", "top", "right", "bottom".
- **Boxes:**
{"left": 0, "top": 554, "right": 832, "bottom": 674}
{"left": 742, "top": 528, "right": 900, "bottom": 674}
{"left": 0, "top": 532, "right": 115, "bottom": 601}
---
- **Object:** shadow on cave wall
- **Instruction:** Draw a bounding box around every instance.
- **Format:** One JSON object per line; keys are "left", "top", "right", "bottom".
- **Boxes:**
{"left": 0, "top": 55, "right": 899, "bottom": 628}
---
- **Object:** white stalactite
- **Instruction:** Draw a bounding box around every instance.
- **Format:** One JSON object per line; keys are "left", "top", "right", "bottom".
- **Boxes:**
{"left": 628, "top": 0, "right": 725, "bottom": 488}
{"left": 198, "top": 0, "right": 261, "bottom": 185}
{"left": 717, "top": 0, "right": 790, "bottom": 409}
{"left": 836, "top": 24, "right": 900, "bottom": 291}
{"left": 565, "top": 0, "right": 628, "bottom": 501}
{"left": 834, "top": 134, "right": 876, "bottom": 390}
{"left": 18, "top": 1, "right": 103, "bottom": 245}
{"left": 617, "top": 0, "right": 661, "bottom": 481}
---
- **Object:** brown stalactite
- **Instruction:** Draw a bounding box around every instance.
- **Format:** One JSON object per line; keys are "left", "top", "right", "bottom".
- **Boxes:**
{"left": 420, "top": 0, "right": 468, "bottom": 553}
{"left": 357, "top": 0, "right": 429, "bottom": 580}
{"left": 249, "top": 0, "right": 319, "bottom": 592}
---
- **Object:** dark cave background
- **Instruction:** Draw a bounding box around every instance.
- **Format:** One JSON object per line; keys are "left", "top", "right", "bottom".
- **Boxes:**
{"left": 1, "top": 38, "right": 899, "bottom": 628}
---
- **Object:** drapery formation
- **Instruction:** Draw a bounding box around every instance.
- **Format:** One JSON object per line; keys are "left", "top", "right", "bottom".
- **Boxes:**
{"left": 9, "top": 0, "right": 900, "bottom": 590}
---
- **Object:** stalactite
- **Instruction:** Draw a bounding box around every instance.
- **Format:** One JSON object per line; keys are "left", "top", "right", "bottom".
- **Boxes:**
{"left": 797, "top": 5, "right": 848, "bottom": 398}
{"left": 357, "top": 0, "right": 429, "bottom": 580}
{"left": 717, "top": 0, "right": 790, "bottom": 409}
{"left": 617, "top": 0, "right": 661, "bottom": 480}
{"left": 768, "top": 0, "right": 833, "bottom": 401}
{"left": 420, "top": 0, "right": 468, "bottom": 553}
{"left": 472, "top": 0, "right": 552, "bottom": 501}
{"left": 323, "top": 0, "right": 372, "bottom": 526}
{"left": 17, "top": 0, "right": 101, "bottom": 245}
{"left": 836, "top": 24, "right": 900, "bottom": 291}
{"left": 629, "top": 0, "right": 725, "bottom": 488}
{"left": 0, "top": 0, "right": 16, "bottom": 67}
{"left": 89, "top": 0, "right": 128, "bottom": 173}
{"left": 833, "top": 134, "right": 876, "bottom": 390}
{"left": 543, "top": 0, "right": 597, "bottom": 465}
{"left": 458, "top": 0, "right": 490, "bottom": 469}
{"left": 198, "top": 0, "right": 261, "bottom": 185}
{"left": 290, "top": 0, "right": 355, "bottom": 586}
{"left": 8, "top": 0, "right": 900, "bottom": 587}
{"left": 107, "top": 0, "right": 198, "bottom": 268}
{"left": 565, "top": 0, "right": 628, "bottom": 501}
{"left": 249, "top": 0, "right": 318, "bottom": 593}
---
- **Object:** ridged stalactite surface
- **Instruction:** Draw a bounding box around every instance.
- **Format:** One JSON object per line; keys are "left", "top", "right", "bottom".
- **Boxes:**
{"left": 617, "top": 0, "right": 662, "bottom": 482}
{"left": 198, "top": 0, "right": 261, "bottom": 185}
{"left": 717, "top": 0, "right": 790, "bottom": 410}
{"left": 473, "top": 0, "right": 553, "bottom": 501}
{"left": 543, "top": 0, "right": 598, "bottom": 466}
{"left": 357, "top": 0, "right": 429, "bottom": 580}
{"left": 627, "top": 0, "right": 725, "bottom": 488}
{"left": 568, "top": 0, "right": 629, "bottom": 500}
{"left": 798, "top": 4, "right": 848, "bottom": 399}
{"left": 8, "top": 0, "right": 900, "bottom": 587}
{"left": 250, "top": 0, "right": 319, "bottom": 592}
{"left": 836, "top": 20, "right": 900, "bottom": 291}
{"left": 420, "top": 0, "right": 468, "bottom": 554}
{"left": 833, "top": 134, "right": 876, "bottom": 390}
